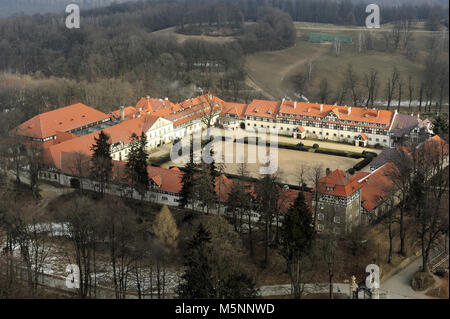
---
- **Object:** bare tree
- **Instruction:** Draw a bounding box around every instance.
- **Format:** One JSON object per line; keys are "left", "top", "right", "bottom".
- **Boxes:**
{"left": 412, "top": 138, "right": 449, "bottom": 272}
{"left": 318, "top": 78, "right": 329, "bottom": 104}
{"left": 345, "top": 64, "right": 360, "bottom": 107}
{"left": 68, "top": 152, "right": 91, "bottom": 193}
{"left": 386, "top": 66, "right": 399, "bottom": 110}
{"left": 309, "top": 164, "right": 324, "bottom": 230}
{"left": 397, "top": 78, "right": 403, "bottom": 112}
{"left": 386, "top": 149, "right": 414, "bottom": 257}
{"left": 319, "top": 206, "right": 343, "bottom": 299}
{"left": 407, "top": 76, "right": 415, "bottom": 111}
{"left": 364, "top": 69, "right": 378, "bottom": 108}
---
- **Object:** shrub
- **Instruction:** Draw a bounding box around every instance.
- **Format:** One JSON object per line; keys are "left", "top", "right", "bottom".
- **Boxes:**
{"left": 313, "top": 143, "right": 319, "bottom": 149}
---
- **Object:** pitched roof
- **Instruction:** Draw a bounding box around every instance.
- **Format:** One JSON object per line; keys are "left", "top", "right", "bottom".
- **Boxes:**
{"left": 358, "top": 162, "right": 396, "bottom": 212}
{"left": 297, "top": 125, "right": 305, "bottom": 132}
{"left": 314, "top": 169, "right": 362, "bottom": 197}
{"left": 279, "top": 101, "right": 394, "bottom": 128}
{"left": 244, "top": 99, "right": 281, "bottom": 119}
{"left": 44, "top": 115, "right": 159, "bottom": 169}
{"left": 164, "top": 94, "right": 223, "bottom": 126}
{"left": 390, "top": 113, "right": 419, "bottom": 137}
{"left": 221, "top": 102, "right": 248, "bottom": 118}
{"left": 10, "top": 103, "right": 110, "bottom": 139}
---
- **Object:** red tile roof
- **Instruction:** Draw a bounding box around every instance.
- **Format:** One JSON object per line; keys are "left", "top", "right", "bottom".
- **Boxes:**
{"left": 279, "top": 101, "right": 394, "bottom": 128}
{"left": 314, "top": 169, "right": 362, "bottom": 197}
{"left": 10, "top": 103, "right": 110, "bottom": 139}
{"left": 44, "top": 115, "right": 159, "bottom": 169}
{"left": 244, "top": 99, "right": 281, "bottom": 119}
{"left": 221, "top": 102, "right": 248, "bottom": 118}
{"left": 358, "top": 162, "right": 396, "bottom": 212}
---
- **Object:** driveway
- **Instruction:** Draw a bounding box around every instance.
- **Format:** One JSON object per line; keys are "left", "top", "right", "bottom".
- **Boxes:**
{"left": 381, "top": 256, "right": 438, "bottom": 299}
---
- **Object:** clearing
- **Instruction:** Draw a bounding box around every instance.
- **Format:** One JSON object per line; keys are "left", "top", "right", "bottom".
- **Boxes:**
{"left": 244, "top": 21, "right": 448, "bottom": 102}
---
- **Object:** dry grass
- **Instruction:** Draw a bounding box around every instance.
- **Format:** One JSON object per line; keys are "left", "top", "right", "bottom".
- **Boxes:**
{"left": 245, "top": 22, "right": 448, "bottom": 101}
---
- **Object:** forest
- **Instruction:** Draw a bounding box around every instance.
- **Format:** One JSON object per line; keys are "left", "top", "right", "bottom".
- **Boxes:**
{"left": 0, "top": 0, "right": 448, "bottom": 135}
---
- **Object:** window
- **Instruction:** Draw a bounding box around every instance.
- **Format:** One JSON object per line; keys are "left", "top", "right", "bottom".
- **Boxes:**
{"left": 326, "top": 186, "right": 334, "bottom": 191}
{"left": 162, "top": 196, "right": 168, "bottom": 201}
{"left": 318, "top": 213, "right": 324, "bottom": 221}
{"left": 317, "top": 224, "right": 324, "bottom": 231}
{"left": 334, "top": 216, "right": 341, "bottom": 224}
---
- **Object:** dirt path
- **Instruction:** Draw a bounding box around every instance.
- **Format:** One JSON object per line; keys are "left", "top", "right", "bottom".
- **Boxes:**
{"left": 244, "top": 42, "right": 329, "bottom": 100}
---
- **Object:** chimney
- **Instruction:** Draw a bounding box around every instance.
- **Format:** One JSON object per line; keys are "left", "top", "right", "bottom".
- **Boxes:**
{"left": 326, "top": 168, "right": 331, "bottom": 176}
{"left": 165, "top": 97, "right": 168, "bottom": 101}
{"left": 348, "top": 107, "right": 352, "bottom": 115}
{"left": 377, "top": 110, "right": 379, "bottom": 118}
{"left": 120, "top": 105, "right": 125, "bottom": 121}
{"left": 146, "top": 95, "right": 150, "bottom": 100}
{"left": 320, "top": 104, "right": 323, "bottom": 112}
{"left": 294, "top": 101, "right": 297, "bottom": 109}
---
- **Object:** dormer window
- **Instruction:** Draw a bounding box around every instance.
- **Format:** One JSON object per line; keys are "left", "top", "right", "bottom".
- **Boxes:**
{"left": 326, "top": 186, "right": 334, "bottom": 191}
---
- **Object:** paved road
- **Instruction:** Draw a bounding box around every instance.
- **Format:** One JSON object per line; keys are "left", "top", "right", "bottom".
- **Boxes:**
{"left": 381, "top": 256, "right": 437, "bottom": 299}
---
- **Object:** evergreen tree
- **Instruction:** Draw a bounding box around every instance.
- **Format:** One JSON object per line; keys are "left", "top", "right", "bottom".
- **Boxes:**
{"left": 194, "top": 163, "right": 217, "bottom": 214}
{"left": 255, "top": 174, "right": 279, "bottom": 267}
{"left": 433, "top": 115, "right": 449, "bottom": 140}
{"left": 177, "top": 223, "right": 215, "bottom": 298}
{"left": 126, "top": 132, "right": 149, "bottom": 200}
{"left": 90, "top": 130, "right": 113, "bottom": 196}
{"left": 179, "top": 135, "right": 197, "bottom": 209}
{"left": 280, "top": 191, "right": 315, "bottom": 298}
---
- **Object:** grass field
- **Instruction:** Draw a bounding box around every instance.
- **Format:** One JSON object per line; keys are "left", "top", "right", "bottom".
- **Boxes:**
{"left": 245, "top": 22, "right": 448, "bottom": 104}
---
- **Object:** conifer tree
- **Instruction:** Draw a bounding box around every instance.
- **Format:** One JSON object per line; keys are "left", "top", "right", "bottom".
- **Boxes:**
{"left": 90, "top": 130, "right": 113, "bottom": 196}
{"left": 179, "top": 135, "right": 197, "bottom": 209}
{"left": 177, "top": 223, "right": 214, "bottom": 298}
{"left": 126, "top": 132, "right": 149, "bottom": 200}
{"left": 280, "top": 191, "right": 315, "bottom": 298}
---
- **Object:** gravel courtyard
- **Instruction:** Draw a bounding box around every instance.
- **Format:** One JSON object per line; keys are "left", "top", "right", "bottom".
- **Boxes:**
{"left": 160, "top": 142, "right": 360, "bottom": 187}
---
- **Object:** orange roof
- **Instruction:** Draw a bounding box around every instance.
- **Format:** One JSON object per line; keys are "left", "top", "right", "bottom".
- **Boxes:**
{"left": 279, "top": 101, "right": 394, "bottom": 127}
{"left": 244, "top": 99, "right": 281, "bottom": 119}
{"left": 111, "top": 97, "right": 179, "bottom": 121}
{"left": 53, "top": 131, "right": 78, "bottom": 145}
{"left": 110, "top": 161, "right": 184, "bottom": 194}
{"left": 151, "top": 174, "right": 162, "bottom": 187}
{"left": 110, "top": 106, "right": 137, "bottom": 120}
{"left": 45, "top": 115, "right": 159, "bottom": 169}
{"left": 360, "top": 133, "right": 368, "bottom": 140}
{"left": 164, "top": 94, "right": 223, "bottom": 127}
{"left": 314, "top": 169, "right": 362, "bottom": 197}
{"left": 358, "top": 162, "right": 396, "bottom": 212}
{"left": 221, "top": 102, "right": 248, "bottom": 118}
{"left": 297, "top": 125, "right": 305, "bottom": 132}
{"left": 10, "top": 103, "right": 110, "bottom": 139}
